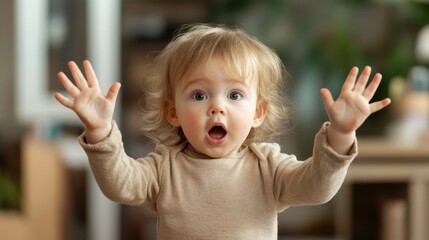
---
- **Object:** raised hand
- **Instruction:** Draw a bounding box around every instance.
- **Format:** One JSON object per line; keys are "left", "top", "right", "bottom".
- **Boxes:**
{"left": 55, "top": 60, "right": 121, "bottom": 143}
{"left": 320, "top": 66, "right": 391, "bottom": 154}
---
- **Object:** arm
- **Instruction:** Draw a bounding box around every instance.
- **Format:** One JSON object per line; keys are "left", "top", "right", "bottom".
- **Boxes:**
{"left": 55, "top": 61, "right": 159, "bottom": 206}
{"left": 79, "top": 122, "right": 160, "bottom": 207}
{"left": 55, "top": 60, "right": 121, "bottom": 143}
{"left": 320, "top": 66, "right": 391, "bottom": 154}
{"left": 264, "top": 125, "right": 357, "bottom": 211}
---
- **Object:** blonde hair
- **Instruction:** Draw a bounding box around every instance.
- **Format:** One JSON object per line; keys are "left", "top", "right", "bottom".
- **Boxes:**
{"left": 140, "top": 24, "right": 291, "bottom": 146}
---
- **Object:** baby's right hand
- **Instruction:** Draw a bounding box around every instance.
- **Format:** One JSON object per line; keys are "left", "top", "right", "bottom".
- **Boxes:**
{"left": 55, "top": 60, "right": 121, "bottom": 143}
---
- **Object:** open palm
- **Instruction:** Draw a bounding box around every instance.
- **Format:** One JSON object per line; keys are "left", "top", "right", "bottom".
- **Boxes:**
{"left": 55, "top": 60, "right": 121, "bottom": 133}
{"left": 320, "top": 66, "right": 391, "bottom": 134}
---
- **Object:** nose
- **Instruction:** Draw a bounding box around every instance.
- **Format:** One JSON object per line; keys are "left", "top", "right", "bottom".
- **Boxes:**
{"left": 209, "top": 100, "right": 226, "bottom": 115}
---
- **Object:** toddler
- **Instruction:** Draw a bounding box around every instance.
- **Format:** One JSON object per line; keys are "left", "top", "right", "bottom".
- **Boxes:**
{"left": 55, "top": 24, "right": 391, "bottom": 239}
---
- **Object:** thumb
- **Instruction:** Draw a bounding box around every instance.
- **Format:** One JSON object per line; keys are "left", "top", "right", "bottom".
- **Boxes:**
{"left": 320, "top": 88, "right": 334, "bottom": 109}
{"left": 106, "top": 82, "right": 121, "bottom": 103}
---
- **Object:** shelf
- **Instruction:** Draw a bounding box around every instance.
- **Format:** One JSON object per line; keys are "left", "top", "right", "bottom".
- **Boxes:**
{"left": 357, "top": 138, "right": 429, "bottom": 160}
{"left": 335, "top": 137, "right": 429, "bottom": 240}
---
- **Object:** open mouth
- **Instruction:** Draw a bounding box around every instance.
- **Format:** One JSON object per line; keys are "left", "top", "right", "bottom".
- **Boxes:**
{"left": 208, "top": 125, "right": 227, "bottom": 139}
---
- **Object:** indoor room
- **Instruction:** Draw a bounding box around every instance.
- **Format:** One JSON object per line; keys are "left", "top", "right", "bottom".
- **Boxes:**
{"left": 1, "top": 0, "right": 429, "bottom": 239}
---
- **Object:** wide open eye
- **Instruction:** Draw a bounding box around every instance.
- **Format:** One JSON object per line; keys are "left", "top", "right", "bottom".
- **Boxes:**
{"left": 191, "top": 91, "right": 207, "bottom": 101}
{"left": 228, "top": 91, "right": 242, "bottom": 100}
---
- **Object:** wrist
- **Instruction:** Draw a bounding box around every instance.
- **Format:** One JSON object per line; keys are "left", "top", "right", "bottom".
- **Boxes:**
{"left": 85, "top": 123, "right": 112, "bottom": 144}
{"left": 328, "top": 124, "right": 355, "bottom": 138}
{"left": 326, "top": 123, "right": 356, "bottom": 155}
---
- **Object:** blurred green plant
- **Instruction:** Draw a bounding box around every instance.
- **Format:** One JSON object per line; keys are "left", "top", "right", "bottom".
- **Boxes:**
{"left": 0, "top": 172, "right": 21, "bottom": 210}
{"left": 211, "top": 0, "right": 429, "bottom": 137}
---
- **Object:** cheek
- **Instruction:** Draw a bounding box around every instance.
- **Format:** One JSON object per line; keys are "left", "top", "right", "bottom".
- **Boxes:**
{"left": 178, "top": 109, "right": 206, "bottom": 143}
{"left": 235, "top": 101, "right": 257, "bottom": 118}
{"left": 229, "top": 102, "right": 257, "bottom": 128}
{"left": 177, "top": 104, "right": 205, "bottom": 128}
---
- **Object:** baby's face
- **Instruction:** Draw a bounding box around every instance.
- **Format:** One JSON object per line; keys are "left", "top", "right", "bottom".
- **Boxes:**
{"left": 168, "top": 58, "right": 265, "bottom": 158}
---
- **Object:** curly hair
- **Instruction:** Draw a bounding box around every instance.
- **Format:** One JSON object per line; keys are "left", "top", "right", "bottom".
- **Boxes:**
{"left": 140, "top": 24, "right": 291, "bottom": 146}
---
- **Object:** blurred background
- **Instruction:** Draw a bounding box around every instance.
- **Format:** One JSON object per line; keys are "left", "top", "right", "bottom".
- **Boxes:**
{"left": 1, "top": 0, "right": 429, "bottom": 239}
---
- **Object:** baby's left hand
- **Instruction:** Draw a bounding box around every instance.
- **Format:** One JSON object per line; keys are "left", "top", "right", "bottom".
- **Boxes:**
{"left": 320, "top": 66, "right": 391, "bottom": 135}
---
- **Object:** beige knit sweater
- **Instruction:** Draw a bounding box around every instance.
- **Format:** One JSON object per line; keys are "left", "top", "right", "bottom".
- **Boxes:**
{"left": 79, "top": 122, "right": 357, "bottom": 240}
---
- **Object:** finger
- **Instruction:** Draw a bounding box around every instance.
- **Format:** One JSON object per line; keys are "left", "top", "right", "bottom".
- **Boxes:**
{"left": 106, "top": 82, "right": 121, "bottom": 103}
{"left": 320, "top": 88, "right": 335, "bottom": 109}
{"left": 369, "top": 98, "right": 391, "bottom": 114}
{"left": 57, "top": 72, "right": 80, "bottom": 97}
{"left": 353, "top": 66, "right": 371, "bottom": 93}
{"left": 68, "top": 61, "right": 89, "bottom": 90}
{"left": 363, "top": 73, "right": 382, "bottom": 100}
{"left": 341, "top": 67, "right": 359, "bottom": 92}
{"left": 83, "top": 60, "right": 100, "bottom": 89}
{"left": 54, "top": 92, "right": 74, "bottom": 109}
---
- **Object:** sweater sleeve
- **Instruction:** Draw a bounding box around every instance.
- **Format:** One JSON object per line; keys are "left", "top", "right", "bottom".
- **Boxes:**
{"left": 254, "top": 122, "right": 357, "bottom": 212}
{"left": 78, "top": 121, "right": 162, "bottom": 210}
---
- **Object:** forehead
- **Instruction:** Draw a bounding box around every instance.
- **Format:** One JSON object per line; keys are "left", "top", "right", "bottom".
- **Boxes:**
{"left": 178, "top": 56, "right": 257, "bottom": 87}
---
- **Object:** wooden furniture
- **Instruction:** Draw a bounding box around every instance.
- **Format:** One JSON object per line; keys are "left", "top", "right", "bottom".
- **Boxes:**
{"left": 335, "top": 138, "right": 429, "bottom": 240}
{"left": 0, "top": 138, "right": 66, "bottom": 240}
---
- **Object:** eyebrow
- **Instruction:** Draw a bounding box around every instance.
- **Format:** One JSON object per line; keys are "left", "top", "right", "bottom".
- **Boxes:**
{"left": 179, "top": 77, "right": 249, "bottom": 92}
{"left": 178, "top": 78, "right": 204, "bottom": 93}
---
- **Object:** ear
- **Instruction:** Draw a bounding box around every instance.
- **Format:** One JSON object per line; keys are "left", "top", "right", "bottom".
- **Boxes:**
{"left": 165, "top": 101, "right": 181, "bottom": 127}
{"left": 252, "top": 100, "right": 267, "bottom": 128}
